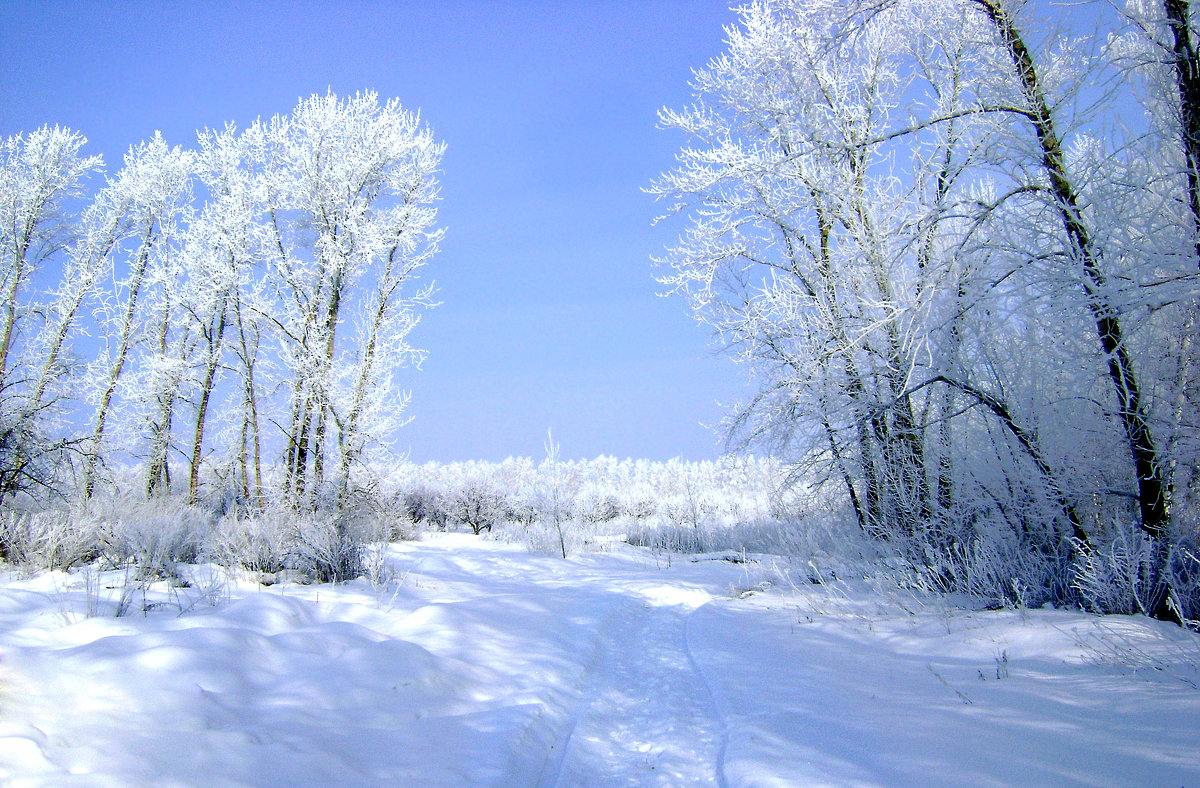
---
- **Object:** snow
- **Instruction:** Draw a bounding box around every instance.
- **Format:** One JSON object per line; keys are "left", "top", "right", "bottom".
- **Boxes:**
{"left": 1, "top": 534, "right": 1198, "bottom": 787}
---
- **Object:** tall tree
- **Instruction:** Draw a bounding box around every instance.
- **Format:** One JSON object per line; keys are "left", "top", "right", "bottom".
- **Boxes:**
{"left": 250, "top": 92, "right": 444, "bottom": 508}
{"left": 656, "top": 0, "right": 1197, "bottom": 613}
{"left": 80, "top": 133, "right": 194, "bottom": 498}
{"left": 0, "top": 127, "right": 102, "bottom": 499}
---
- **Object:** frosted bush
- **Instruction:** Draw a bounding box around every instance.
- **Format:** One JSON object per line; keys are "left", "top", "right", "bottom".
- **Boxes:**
{"left": 576, "top": 489, "right": 622, "bottom": 524}
{"left": 621, "top": 495, "right": 657, "bottom": 521}
{"left": 1072, "top": 526, "right": 1159, "bottom": 616}
{"left": 503, "top": 494, "right": 539, "bottom": 528}
{"left": 401, "top": 485, "right": 450, "bottom": 530}
{"left": 207, "top": 511, "right": 290, "bottom": 575}
{"left": 288, "top": 515, "right": 366, "bottom": 583}
{"left": 1164, "top": 542, "right": 1200, "bottom": 626}
{"left": 515, "top": 518, "right": 593, "bottom": 558}
{"left": 1072, "top": 527, "right": 1200, "bottom": 623}
{"left": 907, "top": 534, "right": 1064, "bottom": 609}
{"left": 625, "top": 515, "right": 855, "bottom": 563}
{"left": 207, "top": 500, "right": 391, "bottom": 584}
{"left": 0, "top": 509, "right": 100, "bottom": 570}
{"left": 96, "top": 498, "right": 209, "bottom": 580}
{"left": 445, "top": 481, "right": 505, "bottom": 535}
{"left": 625, "top": 521, "right": 710, "bottom": 554}
{"left": 339, "top": 488, "right": 417, "bottom": 543}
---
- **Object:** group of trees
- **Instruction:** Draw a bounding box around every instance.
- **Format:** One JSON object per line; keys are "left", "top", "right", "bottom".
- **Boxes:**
{"left": 653, "top": 0, "right": 1199, "bottom": 617}
{"left": 4, "top": 2, "right": 1198, "bottom": 621}
{"left": 389, "top": 454, "right": 785, "bottom": 556}
{"left": 0, "top": 92, "right": 443, "bottom": 511}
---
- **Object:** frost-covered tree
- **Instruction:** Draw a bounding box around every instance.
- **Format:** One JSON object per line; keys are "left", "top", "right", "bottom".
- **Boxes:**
{"left": 179, "top": 124, "right": 264, "bottom": 504}
{"left": 651, "top": 0, "right": 996, "bottom": 538}
{"left": 537, "top": 432, "right": 576, "bottom": 558}
{"left": 0, "top": 127, "right": 102, "bottom": 499}
{"left": 655, "top": 0, "right": 1199, "bottom": 615}
{"left": 1117, "top": 0, "right": 1200, "bottom": 526}
{"left": 0, "top": 93, "right": 443, "bottom": 514}
{"left": 80, "top": 134, "right": 195, "bottom": 498}
{"left": 245, "top": 92, "right": 444, "bottom": 508}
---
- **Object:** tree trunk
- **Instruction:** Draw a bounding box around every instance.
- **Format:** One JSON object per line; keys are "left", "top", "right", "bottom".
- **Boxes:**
{"left": 232, "top": 295, "right": 263, "bottom": 508}
{"left": 82, "top": 224, "right": 156, "bottom": 498}
{"left": 30, "top": 216, "right": 121, "bottom": 408}
{"left": 336, "top": 246, "right": 405, "bottom": 503}
{"left": 310, "top": 268, "right": 345, "bottom": 496}
{"left": 1161, "top": 0, "right": 1200, "bottom": 551}
{"left": 846, "top": 131, "right": 930, "bottom": 531}
{"left": 971, "top": 0, "right": 1170, "bottom": 541}
{"left": 1164, "top": 0, "right": 1200, "bottom": 269}
{"left": 287, "top": 394, "right": 312, "bottom": 505}
{"left": 187, "top": 294, "right": 228, "bottom": 504}
{"left": 145, "top": 272, "right": 183, "bottom": 499}
{"left": 0, "top": 237, "right": 30, "bottom": 384}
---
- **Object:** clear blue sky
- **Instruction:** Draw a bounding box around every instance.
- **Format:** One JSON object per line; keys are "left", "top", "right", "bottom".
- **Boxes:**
{"left": 0, "top": 0, "right": 750, "bottom": 462}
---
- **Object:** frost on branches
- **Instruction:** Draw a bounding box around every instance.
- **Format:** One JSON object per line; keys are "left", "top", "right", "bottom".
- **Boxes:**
{"left": 651, "top": 0, "right": 1199, "bottom": 619}
{"left": 0, "top": 92, "right": 443, "bottom": 513}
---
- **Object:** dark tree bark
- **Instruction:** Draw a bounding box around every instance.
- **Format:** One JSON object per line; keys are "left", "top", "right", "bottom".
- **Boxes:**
{"left": 1164, "top": 0, "right": 1200, "bottom": 269}
{"left": 187, "top": 295, "right": 228, "bottom": 504}
{"left": 970, "top": 0, "right": 1170, "bottom": 542}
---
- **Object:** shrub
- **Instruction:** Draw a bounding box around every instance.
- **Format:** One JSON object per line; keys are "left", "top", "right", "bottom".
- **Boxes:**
{"left": 1164, "top": 540, "right": 1200, "bottom": 626}
{"left": 0, "top": 509, "right": 100, "bottom": 570}
{"left": 625, "top": 521, "right": 708, "bottom": 553}
{"left": 288, "top": 514, "right": 366, "bottom": 583}
{"left": 401, "top": 486, "right": 449, "bottom": 530}
{"left": 503, "top": 494, "right": 539, "bottom": 528}
{"left": 577, "top": 491, "right": 622, "bottom": 524}
{"left": 94, "top": 498, "right": 209, "bottom": 581}
{"left": 621, "top": 496, "right": 657, "bottom": 520}
{"left": 207, "top": 510, "right": 290, "bottom": 575}
{"left": 1072, "top": 526, "right": 1200, "bottom": 624}
{"left": 445, "top": 481, "right": 505, "bottom": 535}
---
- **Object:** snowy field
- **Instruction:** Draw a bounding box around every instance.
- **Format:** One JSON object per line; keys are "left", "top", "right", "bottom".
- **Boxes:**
{"left": 1, "top": 533, "right": 1198, "bottom": 787}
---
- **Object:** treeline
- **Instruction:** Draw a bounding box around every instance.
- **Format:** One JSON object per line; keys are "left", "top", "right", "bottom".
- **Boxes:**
{"left": 0, "top": 92, "right": 443, "bottom": 511}
{"left": 0, "top": 456, "right": 789, "bottom": 583}
{"left": 385, "top": 455, "right": 784, "bottom": 532}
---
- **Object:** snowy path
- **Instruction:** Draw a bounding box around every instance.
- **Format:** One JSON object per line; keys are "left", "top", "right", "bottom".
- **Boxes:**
{"left": 532, "top": 597, "right": 725, "bottom": 788}
{"left": 376, "top": 537, "right": 739, "bottom": 787}
{"left": 2, "top": 533, "right": 1199, "bottom": 787}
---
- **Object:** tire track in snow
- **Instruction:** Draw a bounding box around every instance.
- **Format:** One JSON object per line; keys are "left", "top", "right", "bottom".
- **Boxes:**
{"left": 535, "top": 597, "right": 728, "bottom": 788}
{"left": 387, "top": 537, "right": 742, "bottom": 787}
{"left": 528, "top": 594, "right": 631, "bottom": 788}
{"left": 683, "top": 603, "right": 730, "bottom": 788}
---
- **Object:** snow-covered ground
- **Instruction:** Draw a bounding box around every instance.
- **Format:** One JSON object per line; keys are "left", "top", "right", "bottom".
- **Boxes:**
{"left": 1, "top": 533, "right": 1198, "bottom": 787}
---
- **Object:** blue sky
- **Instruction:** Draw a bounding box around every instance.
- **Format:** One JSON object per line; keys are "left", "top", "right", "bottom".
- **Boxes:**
{"left": 0, "top": 0, "right": 750, "bottom": 462}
